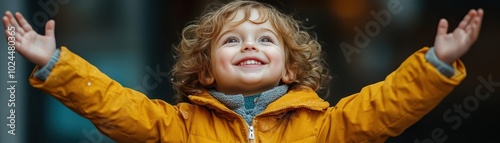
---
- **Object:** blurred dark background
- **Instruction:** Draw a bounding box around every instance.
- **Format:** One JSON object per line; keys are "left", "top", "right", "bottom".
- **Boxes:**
{"left": 0, "top": 0, "right": 499, "bottom": 142}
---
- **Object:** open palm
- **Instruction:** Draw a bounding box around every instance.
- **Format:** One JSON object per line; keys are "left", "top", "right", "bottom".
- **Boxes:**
{"left": 434, "top": 9, "right": 484, "bottom": 64}
{"left": 3, "top": 11, "right": 56, "bottom": 66}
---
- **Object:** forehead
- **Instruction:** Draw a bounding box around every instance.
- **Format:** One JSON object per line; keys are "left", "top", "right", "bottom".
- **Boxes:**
{"left": 222, "top": 8, "right": 274, "bottom": 29}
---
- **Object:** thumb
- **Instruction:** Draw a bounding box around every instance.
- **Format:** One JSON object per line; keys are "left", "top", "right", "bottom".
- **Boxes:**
{"left": 436, "top": 18, "right": 448, "bottom": 36}
{"left": 45, "top": 20, "right": 55, "bottom": 37}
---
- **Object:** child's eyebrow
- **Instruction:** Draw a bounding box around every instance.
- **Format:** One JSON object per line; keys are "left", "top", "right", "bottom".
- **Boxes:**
{"left": 261, "top": 28, "right": 279, "bottom": 39}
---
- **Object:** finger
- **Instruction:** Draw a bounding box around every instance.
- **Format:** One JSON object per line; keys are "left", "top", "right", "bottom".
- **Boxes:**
{"left": 465, "top": 15, "right": 479, "bottom": 33}
{"left": 478, "top": 8, "right": 484, "bottom": 19}
{"left": 436, "top": 19, "right": 449, "bottom": 36}
{"left": 15, "top": 12, "right": 33, "bottom": 32}
{"left": 6, "top": 11, "right": 20, "bottom": 29}
{"left": 6, "top": 11, "right": 25, "bottom": 35}
{"left": 4, "top": 28, "right": 12, "bottom": 42}
{"left": 14, "top": 33, "right": 26, "bottom": 53}
{"left": 457, "top": 9, "right": 476, "bottom": 30}
{"left": 2, "top": 15, "right": 10, "bottom": 30}
{"left": 4, "top": 11, "right": 14, "bottom": 29}
{"left": 465, "top": 21, "right": 473, "bottom": 34}
{"left": 475, "top": 9, "right": 484, "bottom": 34}
{"left": 45, "top": 20, "right": 55, "bottom": 37}
{"left": 3, "top": 15, "right": 13, "bottom": 41}
{"left": 470, "top": 9, "right": 484, "bottom": 41}
{"left": 15, "top": 31, "right": 23, "bottom": 43}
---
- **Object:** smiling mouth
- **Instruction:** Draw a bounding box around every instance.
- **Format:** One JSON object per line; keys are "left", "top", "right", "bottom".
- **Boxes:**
{"left": 238, "top": 60, "right": 263, "bottom": 66}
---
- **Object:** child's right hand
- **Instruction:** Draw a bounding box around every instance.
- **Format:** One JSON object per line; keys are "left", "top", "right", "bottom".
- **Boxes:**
{"left": 3, "top": 11, "right": 56, "bottom": 67}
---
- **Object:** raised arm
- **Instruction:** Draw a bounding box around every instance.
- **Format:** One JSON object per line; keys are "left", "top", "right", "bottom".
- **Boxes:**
{"left": 318, "top": 9, "right": 484, "bottom": 142}
{"left": 3, "top": 12, "right": 189, "bottom": 142}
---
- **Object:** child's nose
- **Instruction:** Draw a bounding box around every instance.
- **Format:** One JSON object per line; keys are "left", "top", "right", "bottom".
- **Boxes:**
{"left": 241, "top": 41, "right": 259, "bottom": 52}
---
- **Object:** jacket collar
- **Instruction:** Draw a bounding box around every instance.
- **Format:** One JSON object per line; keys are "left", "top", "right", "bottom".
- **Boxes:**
{"left": 188, "top": 88, "right": 330, "bottom": 116}
{"left": 262, "top": 88, "right": 330, "bottom": 115}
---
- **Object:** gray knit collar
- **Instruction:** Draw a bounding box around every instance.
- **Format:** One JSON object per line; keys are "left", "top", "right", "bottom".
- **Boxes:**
{"left": 209, "top": 85, "right": 288, "bottom": 125}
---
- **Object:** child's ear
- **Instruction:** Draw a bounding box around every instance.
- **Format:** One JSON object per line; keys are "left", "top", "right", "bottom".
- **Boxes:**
{"left": 281, "top": 67, "right": 297, "bottom": 84}
{"left": 199, "top": 71, "right": 215, "bottom": 86}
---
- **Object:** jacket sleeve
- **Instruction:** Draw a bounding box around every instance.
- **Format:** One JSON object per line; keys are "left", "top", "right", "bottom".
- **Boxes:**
{"left": 29, "top": 47, "right": 188, "bottom": 143}
{"left": 319, "top": 47, "right": 466, "bottom": 142}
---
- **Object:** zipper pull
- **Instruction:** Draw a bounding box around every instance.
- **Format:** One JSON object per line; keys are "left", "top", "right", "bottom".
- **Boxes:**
{"left": 248, "top": 126, "right": 255, "bottom": 140}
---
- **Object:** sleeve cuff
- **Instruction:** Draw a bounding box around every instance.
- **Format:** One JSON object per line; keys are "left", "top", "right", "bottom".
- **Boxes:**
{"left": 425, "top": 47, "right": 455, "bottom": 78}
{"left": 34, "top": 49, "right": 61, "bottom": 81}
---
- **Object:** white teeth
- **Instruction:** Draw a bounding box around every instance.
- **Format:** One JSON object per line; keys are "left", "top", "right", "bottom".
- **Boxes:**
{"left": 239, "top": 60, "right": 262, "bottom": 65}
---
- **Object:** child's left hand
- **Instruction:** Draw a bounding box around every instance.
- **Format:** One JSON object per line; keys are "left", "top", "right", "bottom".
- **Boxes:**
{"left": 434, "top": 9, "right": 484, "bottom": 64}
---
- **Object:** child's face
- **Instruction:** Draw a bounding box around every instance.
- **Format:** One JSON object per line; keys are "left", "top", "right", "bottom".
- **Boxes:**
{"left": 210, "top": 9, "right": 286, "bottom": 96}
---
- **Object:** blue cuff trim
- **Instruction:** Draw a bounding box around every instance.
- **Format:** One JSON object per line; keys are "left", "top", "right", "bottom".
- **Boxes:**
{"left": 34, "top": 49, "right": 61, "bottom": 81}
{"left": 425, "top": 47, "right": 455, "bottom": 78}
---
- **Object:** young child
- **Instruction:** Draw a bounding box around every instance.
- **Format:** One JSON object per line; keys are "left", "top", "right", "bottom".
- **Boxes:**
{"left": 3, "top": 1, "right": 483, "bottom": 142}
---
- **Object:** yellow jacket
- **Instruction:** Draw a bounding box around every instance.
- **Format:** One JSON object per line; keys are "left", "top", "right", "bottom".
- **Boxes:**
{"left": 30, "top": 47, "right": 466, "bottom": 143}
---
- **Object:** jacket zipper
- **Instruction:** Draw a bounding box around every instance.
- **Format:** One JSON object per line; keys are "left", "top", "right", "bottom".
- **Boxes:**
{"left": 248, "top": 125, "right": 255, "bottom": 141}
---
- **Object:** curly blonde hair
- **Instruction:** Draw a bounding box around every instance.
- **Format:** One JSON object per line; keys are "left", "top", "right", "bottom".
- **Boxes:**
{"left": 172, "top": 0, "right": 330, "bottom": 102}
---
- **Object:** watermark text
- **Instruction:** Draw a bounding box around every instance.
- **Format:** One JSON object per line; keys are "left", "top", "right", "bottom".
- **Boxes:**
{"left": 6, "top": 26, "right": 17, "bottom": 136}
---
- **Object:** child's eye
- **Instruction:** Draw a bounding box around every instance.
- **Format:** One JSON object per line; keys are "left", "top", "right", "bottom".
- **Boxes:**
{"left": 224, "top": 37, "right": 240, "bottom": 44}
{"left": 259, "top": 36, "right": 273, "bottom": 43}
